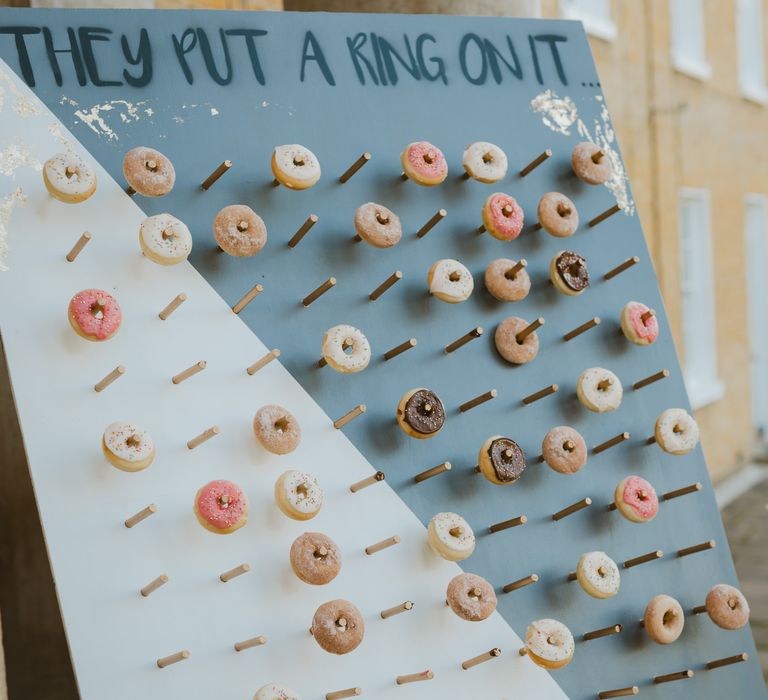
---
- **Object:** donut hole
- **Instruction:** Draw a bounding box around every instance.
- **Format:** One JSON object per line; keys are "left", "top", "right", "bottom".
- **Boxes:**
{"left": 90, "top": 299, "right": 106, "bottom": 318}
{"left": 342, "top": 337, "right": 354, "bottom": 355}
{"left": 449, "top": 526, "right": 464, "bottom": 539}
{"left": 313, "top": 546, "right": 329, "bottom": 560}
{"left": 335, "top": 616, "right": 348, "bottom": 630}
{"left": 563, "top": 440, "right": 575, "bottom": 452}
{"left": 591, "top": 149, "right": 605, "bottom": 164}
{"left": 482, "top": 152, "right": 494, "bottom": 164}
{"left": 64, "top": 166, "right": 79, "bottom": 181}
{"left": 292, "top": 156, "right": 306, "bottom": 167}
{"left": 125, "top": 434, "right": 141, "bottom": 448}
{"left": 236, "top": 219, "right": 249, "bottom": 232}
{"left": 296, "top": 482, "right": 309, "bottom": 499}
{"left": 467, "top": 586, "right": 483, "bottom": 601}
{"left": 448, "top": 271, "right": 462, "bottom": 283}
{"left": 597, "top": 378, "right": 613, "bottom": 392}
{"left": 662, "top": 609, "right": 678, "bottom": 627}
{"left": 144, "top": 159, "right": 158, "bottom": 172}
{"left": 273, "top": 417, "right": 291, "bottom": 434}
{"left": 556, "top": 202, "right": 572, "bottom": 218}
{"left": 375, "top": 212, "right": 390, "bottom": 225}
{"left": 161, "top": 227, "right": 176, "bottom": 241}
{"left": 423, "top": 151, "right": 436, "bottom": 165}
{"left": 501, "top": 204, "right": 514, "bottom": 218}
{"left": 217, "top": 494, "right": 231, "bottom": 509}
{"left": 673, "top": 423, "right": 683, "bottom": 434}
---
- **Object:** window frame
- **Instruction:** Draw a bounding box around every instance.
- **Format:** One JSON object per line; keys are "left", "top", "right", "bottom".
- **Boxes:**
{"left": 560, "top": 0, "right": 617, "bottom": 42}
{"left": 669, "top": 0, "right": 713, "bottom": 81}
{"left": 737, "top": 0, "right": 768, "bottom": 105}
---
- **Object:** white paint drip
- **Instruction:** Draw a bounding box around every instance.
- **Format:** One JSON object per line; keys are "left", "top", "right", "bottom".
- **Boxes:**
{"left": 0, "top": 142, "right": 42, "bottom": 177}
{"left": 0, "top": 68, "right": 41, "bottom": 117}
{"left": 530, "top": 89, "right": 578, "bottom": 135}
{"left": 210, "top": 107, "right": 219, "bottom": 116}
{"left": 72, "top": 99, "right": 148, "bottom": 141}
{"left": 0, "top": 187, "right": 27, "bottom": 272}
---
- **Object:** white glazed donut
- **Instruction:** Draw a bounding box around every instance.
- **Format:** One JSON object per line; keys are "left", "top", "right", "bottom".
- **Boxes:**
{"left": 427, "top": 512, "right": 475, "bottom": 562}
{"left": 139, "top": 213, "right": 192, "bottom": 265}
{"left": 428, "top": 259, "right": 474, "bottom": 303}
{"left": 271, "top": 144, "right": 321, "bottom": 189}
{"left": 524, "top": 619, "right": 574, "bottom": 669}
{"left": 43, "top": 152, "right": 97, "bottom": 203}
{"left": 575, "top": 551, "right": 620, "bottom": 599}
{"left": 101, "top": 421, "right": 155, "bottom": 472}
{"left": 576, "top": 367, "right": 623, "bottom": 413}
{"left": 274, "top": 470, "right": 323, "bottom": 521}
{"left": 253, "top": 683, "right": 300, "bottom": 700}
{"left": 462, "top": 141, "right": 508, "bottom": 183}
{"left": 321, "top": 324, "right": 371, "bottom": 374}
{"left": 654, "top": 408, "right": 699, "bottom": 454}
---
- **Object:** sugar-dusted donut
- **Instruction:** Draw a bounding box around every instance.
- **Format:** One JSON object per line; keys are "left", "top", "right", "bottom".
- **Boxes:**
{"left": 541, "top": 426, "right": 587, "bottom": 475}
{"left": 193, "top": 479, "right": 249, "bottom": 534}
{"left": 139, "top": 213, "right": 192, "bottom": 265}
{"left": 484, "top": 258, "right": 531, "bottom": 302}
{"left": 705, "top": 584, "right": 750, "bottom": 630}
{"left": 123, "top": 146, "right": 175, "bottom": 197}
{"left": 446, "top": 573, "right": 497, "bottom": 621}
{"left": 654, "top": 408, "right": 699, "bottom": 454}
{"left": 321, "top": 324, "right": 371, "bottom": 374}
{"left": 462, "top": 142, "right": 508, "bottom": 183}
{"left": 571, "top": 142, "right": 612, "bottom": 185}
{"left": 311, "top": 599, "right": 365, "bottom": 655}
{"left": 524, "top": 619, "right": 574, "bottom": 669}
{"left": 614, "top": 476, "right": 658, "bottom": 523}
{"left": 354, "top": 202, "right": 402, "bottom": 248}
{"left": 401, "top": 141, "right": 447, "bottom": 185}
{"left": 253, "top": 405, "right": 301, "bottom": 455}
{"left": 101, "top": 421, "right": 155, "bottom": 472}
{"left": 427, "top": 512, "right": 475, "bottom": 562}
{"left": 428, "top": 259, "right": 474, "bottom": 303}
{"left": 621, "top": 301, "right": 659, "bottom": 345}
{"left": 481, "top": 193, "right": 524, "bottom": 241}
{"left": 575, "top": 551, "right": 620, "bottom": 599}
{"left": 253, "top": 683, "right": 300, "bottom": 700}
{"left": 43, "top": 152, "right": 96, "bottom": 203}
{"left": 644, "top": 594, "right": 684, "bottom": 644}
{"left": 494, "top": 316, "right": 540, "bottom": 365}
{"left": 68, "top": 289, "right": 121, "bottom": 342}
{"left": 396, "top": 388, "right": 445, "bottom": 439}
{"left": 274, "top": 470, "right": 323, "bottom": 521}
{"left": 213, "top": 204, "right": 267, "bottom": 257}
{"left": 289, "top": 532, "right": 342, "bottom": 586}
{"left": 577, "top": 367, "right": 623, "bottom": 413}
{"left": 271, "top": 144, "right": 321, "bottom": 190}
{"left": 478, "top": 435, "right": 526, "bottom": 485}
{"left": 537, "top": 192, "right": 579, "bottom": 237}
{"left": 550, "top": 250, "right": 590, "bottom": 295}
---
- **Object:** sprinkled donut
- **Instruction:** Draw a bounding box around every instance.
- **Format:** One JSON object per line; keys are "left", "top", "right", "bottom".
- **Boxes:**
{"left": 139, "top": 213, "right": 192, "bottom": 265}
{"left": 575, "top": 551, "right": 620, "bottom": 599}
{"left": 213, "top": 204, "right": 267, "bottom": 257}
{"left": 193, "top": 479, "right": 249, "bottom": 535}
{"left": 123, "top": 146, "right": 175, "bottom": 197}
{"left": 68, "top": 289, "right": 122, "bottom": 342}
{"left": 484, "top": 258, "right": 531, "bottom": 302}
{"left": 290, "top": 532, "right": 342, "bottom": 585}
{"left": 311, "top": 599, "right": 365, "bottom": 655}
{"left": 621, "top": 301, "right": 659, "bottom": 345}
{"left": 253, "top": 405, "right": 301, "bottom": 455}
{"left": 523, "top": 619, "right": 575, "bottom": 669}
{"left": 654, "top": 408, "right": 699, "bottom": 454}
{"left": 577, "top": 367, "right": 623, "bottom": 413}
{"left": 477, "top": 435, "right": 526, "bottom": 485}
{"left": 481, "top": 193, "right": 524, "bottom": 241}
{"left": 253, "top": 683, "right": 300, "bottom": 700}
{"left": 537, "top": 192, "right": 579, "bottom": 237}
{"left": 446, "top": 573, "right": 497, "bottom": 621}
{"left": 396, "top": 388, "right": 445, "bottom": 439}
{"left": 550, "top": 250, "right": 589, "bottom": 295}
{"left": 428, "top": 259, "right": 474, "bottom": 303}
{"left": 644, "top": 594, "right": 684, "bottom": 644}
{"left": 571, "top": 142, "right": 612, "bottom": 185}
{"left": 274, "top": 470, "right": 323, "bottom": 521}
{"left": 427, "top": 512, "right": 475, "bottom": 562}
{"left": 321, "top": 324, "right": 371, "bottom": 374}
{"left": 494, "top": 316, "right": 540, "bottom": 365}
{"left": 614, "top": 476, "right": 658, "bottom": 523}
{"left": 401, "top": 141, "right": 448, "bottom": 186}
{"left": 705, "top": 584, "right": 750, "bottom": 630}
{"left": 101, "top": 421, "right": 155, "bottom": 472}
{"left": 462, "top": 141, "right": 508, "bottom": 183}
{"left": 271, "top": 144, "right": 321, "bottom": 190}
{"left": 43, "top": 152, "right": 96, "bottom": 203}
{"left": 541, "top": 426, "right": 587, "bottom": 475}
{"left": 354, "top": 202, "right": 402, "bottom": 248}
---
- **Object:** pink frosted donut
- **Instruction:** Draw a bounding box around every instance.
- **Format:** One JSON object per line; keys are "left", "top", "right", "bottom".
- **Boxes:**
{"left": 67, "top": 289, "right": 122, "bottom": 342}
{"left": 193, "top": 479, "right": 249, "bottom": 534}
{"left": 213, "top": 205, "right": 267, "bottom": 257}
{"left": 481, "top": 193, "right": 524, "bottom": 241}
{"left": 620, "top": 301, "right": 659, "bottom": 345}
{"left": 705, "top": 584, "right": 750, "bottom": 630}
{"left": 614, "top": 476, "right": 658, "bottom": 523}
{"left": 122, "top": 146, "right": 175, "bottom": 197}
{"left": 484, "top": 258, "right": 531, "bottom": 301}
{"left": 401, "top": 141, "right": 447, "bottom": 186}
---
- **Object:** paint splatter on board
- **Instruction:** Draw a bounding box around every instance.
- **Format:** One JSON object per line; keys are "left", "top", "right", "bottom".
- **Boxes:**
{"left": 0, "top": 68, "right": 41, "bottom": 117}
{"left": 0, "top": 187, "right": 27, "bottom": 272}
{"left": 72, "top": 99, "right": 149, "bottom": 141}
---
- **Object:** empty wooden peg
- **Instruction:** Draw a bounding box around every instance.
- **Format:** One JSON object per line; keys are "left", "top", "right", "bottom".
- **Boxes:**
{"left": 247, "top": 348, "right": 281, "bottom": 375}
{"left": 623, "top": 550, "right": 663, "bottom": 569}
{"left": 140, "top": 574, "right": 169, "bottom": 598}
{"left": 288, "top": 214, "right": 319, "bottom": 248}
{"left": 633, "top": 369, "right": 669, "bottom": 390}
{"left": 234, "top": 635, "right": 266, "bottom": 652}
{"left": 396, "top": 671, "right": 433, "bottom": 685}
{"left": 65, "top": 231, "right": 92, "bottom": 261}
{"left": 653, "top": 669, "right": 693, "bottom": 684}
{"left": 552, "top": 497, "right": 592, "bottom": 521}
{"left": 414, "top": 461, "right": 452, "bottom": 483}
{"left": 94, "top": 365, "right": 125, "bottom": 392}
{"left": 445, "top": 327, "right": 483, "bottom": 353}
{"left": 462, "top": 648, "right": 501, "bottom": 670}
{"left": 159, "top": 293, "right": 187, "bottom": 320}
{"left": 339, "top": 152, "right": 371, "bottom": 182}
{"left": 706, "top": 652, "right": 748, "bottom": 670}
{"left": 505, "top": 259, "right": 527, "bottom": 279}
{"left": 588, "top": 203, "right": 622, "bottom": 227}
{"left": 416, "top": 209, "right": 447, "bottom": 238}
{"left": 598, "top": 686, "right": 639, "bottom": 699}
{"left": 522, "top": 384, "right": 558, "bottom": 405}
{"left": 172, "top": 360, "right": 206, "bottom": 385}
{"left": 232, "top": 283, "right": 263, "bottom": 314}
{"left": 156, "top": 650, "right": 190, "bottom": 669}
{"left": 326, "top": 688, "right": 362, "bottom": 700}
{"left": 383, "top": 338, "right": 417, "bottom": 361}
{"left": 369, "top": 271, "right": 402, "bottom": 301}
{"left": 125, "top": 503, "right": 157, "bottom": 529}
{"left": 303, "top": 277, "right": 336, "bottom": 307}
{"left": 604, "top": 256, "right": 640, "bottom": 280}
{"left": 220, "top": 563, "right": 251, "bottom": 583}
{"left": 677, "top": 540, "right": 716, "bottom": 558}
{"left": 200, "top": 159, "right": 232, "bottom": 190}
{"left": 502, "top": 574, "right": 538, "bottom": 593}
{"left": 334, "top": 404, "right": 366, "bottom": 429}
{"left": 519, "top": 149, "right": 552, "bottom": 176}
{"left": 489, "top": 515, "right": 527, "bottom": 534}
{"left": 583, "top": 624, "right": 622, "bottom": 642}
{"left": 662, "top": 482, "right": 702, "bottom": 501}
{"left": 350, "top": 471, "right": 385, "bottom": 493}
{"left": 563, "top": 317, "right": 600, "bottom": 341}
{"left": 593, "top": 432, "right": 630, "bottom": 455}
{"left": 365, "top": 535, "right": 400, "bottom": 555}
{"left": 459, "top": 389, "right": 497, "bottom": 413}
{"left": 381, "top": 601, "right": 414, "bottom": 619}
{"left": 516, "top": 317, "right": 544, "bottom": 344}
{"left": 187, "top": 425, "right": 219, "bottom": 450}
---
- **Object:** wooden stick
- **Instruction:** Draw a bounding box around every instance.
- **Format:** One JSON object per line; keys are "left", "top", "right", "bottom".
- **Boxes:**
{"left": 445, "top": 327, "right": 483, "bottom": 353}
{"left": 334, "top": 404, "right": 366, "bottom": 429}
{"left": 502, "top": 574, "right": 538, "bottom": 593}
{"left": 647, "top": 435, "right": 657, "bottom": 445}
{"left": 369, "top": 271, "right": 402, "bottom": 301}
{"left": 653, "top": 669, "right": 693, "bottom": 684}
{"left": 125, "top": 185, "right": 136, "bottom": 196}
{"left": 65, "top": 231, "right": 92, "bottom": 261}
{"left": 396, "top": 671, "right": 433, "bottom": 685}
{"left": 623, "top": 550, "right": 663, "bottom": 568}
{"left": 234, "top": 635, "right": 266, "bottom": 652}
{"left": 505, "top": 259, "right": 527, "bottom": 279}
{"left": 459, "top": 389, "right": 497, "bottom": 412}
{"left": 288, "top": 214, "right": 319, "bottom": 248}
{"left": 552, "top": 497, "right": 592, "bottom": 521}
{"left": 489, "top": 515, "right": 527, "bottom": 533}
{"left": 640, "top": 309, "right": 656, "bottom": 324}
{"left": 416, "top": 209, "right": 447, "bottom": 238}
{"left": 519, "top": 149, "right": 552, "bottom": 176}
{"left": 529, "top": 222, "right": 543, "bottom": 232}
{"left": 326, "top": 688, "right": 362, "bottom": 699}
{"left": 200, "top": 159, "right": 232, "bottom": 190}
{"left": 383, "top": 338, "right": 416, "bottom": 360}
{"left": 159, "top": 293, "right": 187, "bottom": 320}
{"left": 302, "top": 277, "right": 336, "bottom": 306}
{"left": 365, "top": 535, "right": 400, "bottom": 555}
{"left": 662, "top": 482, "right": 702, "bottom": 501}
{"left": 125, "top": 504, "right": 157, "bottom": 529}
{"left": 591, "top": 149, "right": 605, "bottom": 164}
{"left": 604, "top": 256, "right": 640, "bottom": 280}
{"left": 692, "top": 604, "right": 707, "bottom": 615}
{"left": 414, "top": 461, "right": 452, "bottom": 483}
{"left": 339, "top": 152, "right": 371, "bottom": 183}
{"left": 583, "top": 624, "right": 622, "bottom": 641}
{"left": 140, "top": 574, "right": 169, "bottom": 597}
{"left": 94, "top": 365, "right": 125, "bottom": 392}
{"left": 172, "top": 360, "right": 206, "bottom": 385}
{"left": 707, "top": 652, "right": 748, "bottom": 670}
{"left": 232, "top": 283, "right": 263, "bottom": 314}
{"left": 522, "top": 384, "right": 558, "bottom": 405}
{"left": 156, "top": 650, "right": 190, "bottom": 669}
{"left": 380, "top": 601, "right": 413, "bottom": 619}
{"left": 633, "top": 369, "right": 669, "bottom": 390}
{"left": 462, "top": 648, "right": 501, "bottom": 670}
{"left": 350, "top": 471, "right": 385, "bottom": 493}
{"left": 563, "top": 316, "right": 600, "bottom": 341}
{"left": 219, "top": 563, "right": 251, "bottom": 583}
{"left": 247, "top": 348, "right": 280, "bottom": 375}
{"left": 187, "top": 425, "right": 219, "bottom": 450}
{"left": 677, "top": 540, "right": 715, "bottom": 557}
{"left": 515, "top": 317, "right": 544, "bottom": 344}
{"left": 593, "top": 432, "right": 630, "bottom": 454}
{"left": 588, "top": 203, "right": 622, "bottom": 227}
{"left": 598, "top": 686, "right": 639, "bottom": 698}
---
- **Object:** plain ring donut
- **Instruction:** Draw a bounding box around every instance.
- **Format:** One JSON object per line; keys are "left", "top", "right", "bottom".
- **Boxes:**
{"left": 541, "top": 426, "right": 587, "bottom": 475}
{"left": 213, "top": 204, "right": 267, "bottom": 257}
{"left": 310, "top": 599, "right": 365, "bottom": 654}
{"left": 705, "top": 584, "right": 750, "bottom": 630}
{"left": 571, "top": 141, "right": 613, "bottom": 185}
{"left": 446, "top": 572, "right": 497, "bottom": 621}
{"left": 484, "top": 258, "right": 531, "bottom": 302}
{"left": 643, "top": 594, "right": 684, "bottom": 644}
{"left": 576, "top": 367, "right": 623, "bottom": 413}
{"left": 43, "top": 152, "right": 97, "bottom": 203}
{"left": 289, "top": 532, "right": 342, "bottom": 585}
{"left": 354, "top": 202, "right": 402, "bottom": 248}
{"left": 253, "top": 404, "right": 301, "bottom": 455}
{"left": 122, "top": 146, "right": 176, "bottom": 197}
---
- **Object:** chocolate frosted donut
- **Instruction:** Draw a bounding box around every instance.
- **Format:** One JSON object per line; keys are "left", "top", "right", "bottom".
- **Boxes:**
{"left": 396, "top": 388, "right": 445, "bottom": 439}
{"left": 550, "top": 250, "right": 589, "bottom": 296}
{"left": 311, "top": 599, "right": 365, "bottom": 655}
{"left": 478, "top": 435, "right": 526, "bottom": 485}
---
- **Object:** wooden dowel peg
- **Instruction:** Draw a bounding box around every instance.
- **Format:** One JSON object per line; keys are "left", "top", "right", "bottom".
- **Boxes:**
{"left": 462, "top": 648, "right": 501, "bottom": 670}
{"left": 593, "top": 432, "right": 630, "bottom": 455}
{"left": 502, "top": 574, "right": 538, "bottom": 593}
{"left": 350, "top": 471, "right": 385, "bottom": 493}
{"left": 200, "top": 159, "right": 232, "bottom": 190}
{"left": 365, "top": 535, "right": 400, "bottom": 555}
{"left": 416, "top": 209, "right": 447, "bottom": 238}
{"left": 414, "top": 461, "right": 452, "bottom": 483}
{"left": 516, "top": 317, "right": 544, "bottom": 344}
{"left": 247, "top": 348, "right": 280, "bottom": 375}
{"left": 646, "top": 435, "right": 657, "bottom": 445}
{"left": 519, "top": 647, "right": 528, "bottom": 656}
{"left": 380, "top": 601, "right": 414, "bottom": 619}
{"left": 396, "top": 671, "right": 433, "bottom": 685}
{"left": 677, "top": 540, "right": 715, "bottom": 558}
{"left": 219, "top": 563, "right": 251, "bottom": 583}
{"left": 369, "top": 270, "right": 402, "bottom": 301}
{"left": 489, "top": 515, "right": 527, "bottom": 533}
{"left": 187, "top": 425, "right": 219, "bottom": 450}
{"left": 529, "top": 221, "right": 543, "bottom": 232}
{"left": 566, "top": 571, "right": 578, "bottom": 581}
{"left": 159, "top": 293, "right": 187, "bottom": 320}
{"left": 327, "top": 688, "right": 362, "bottom": 699}
{"left": 303, "top": 277, "right": 336, "bottom": 307}
{"left": 653, "top": 669, "right": 693, "bottom": 684}
{"left": 522, "top": 384, "right": 558, "bottom": 405}
{"left": 662, "top": 482, "right": 702, "bottom": 501}
{"left": 563, "top": 316, "right": 600, "bottom": 341}
{"left": 706, "top": 652, "right": 748, "bottom": 670}
{"left": 604, "top": 256, "right": 640, "bottom": 280}
{"left": 506, "top": 259, "right": 527, "bottom": 279}
{"left": 271, "top": 177, "right": 281, "bottom": 187}
{"left": 94, "top": 365, "right": 125, "bottom": 392}
{"left": 232, "top": 283, "right": 263, "bottom": 314}
{"left": 445, "top": 327, "right": 483, "bottom": 353}
{"left": 623, "top": 550, "right": 663, "bottom": 569}
{"left": 172, "top": 360, "right": 206, "bottom": 385}
{"left": 156, "top": 650, "right": 190, "bottom": 669}
{"left": 125, "top": 184, "right": 136, "bottom": 196}
{"left": 588, "top": 203, "right": 622, "bottom": 227}
{"left": 234, "top": 635, "right": 267, "bottom": 652}
{"left": 633, "top": 369, "right": 669, "bottom": 390}
{"left": 140, "top": 574, "right": 169, "bottom": 597}
{"left": 383, "top": 338, "right": 417, "bottom": 361}
{"left": 692, "top": 604, "right": 707, "bottom": 615}
{"left": 65, "top": 231, "right": 92, "bottom": 261}
{"left": 339, "top": 152, "right": 371, "bottom": 183}
{"left": 552, "top": 497, "right": 592, "bottom": 521}
{"left": 598, "top": 686, "right": 639, "bottom": 698}
{"left": 519, "top": 149, "right": 552, "bottom": 176}
{"left": 459, "top": 389, "right": 497, "bottom": 413}
{"left": 288, "top": 214, "right": 319, "bottom": 248}
{"left": 591, "top": 149, "right": 605, "bottom": 164}
{"left": 640, "top": 309, "right": 656, "bottom": 324}
{"left": 125, "top": 503, "right": 157, "bottom": 528}
{"left": 334, "top": 404, "right": 366, "bottom": 429}
{"left": 583, "top": 624, "right": 622, "bottom": 642}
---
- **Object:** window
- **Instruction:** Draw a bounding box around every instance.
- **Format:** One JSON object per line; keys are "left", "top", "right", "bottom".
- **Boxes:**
{"left": 670, "top": 0, "right": 712, "bottom": 80}
{"left": 678, "top": 189, "right": 724, "bottom": 409}
{"left": 560, "top": 0, "right": 617, "bottom": 41}
{"left": 737, "top": 0, "right": 768, "bottom": 104}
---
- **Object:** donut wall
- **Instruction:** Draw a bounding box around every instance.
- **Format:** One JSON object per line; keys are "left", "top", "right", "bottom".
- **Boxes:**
{"left": 0, "top": 8, "right": 764, "bottom": 700}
